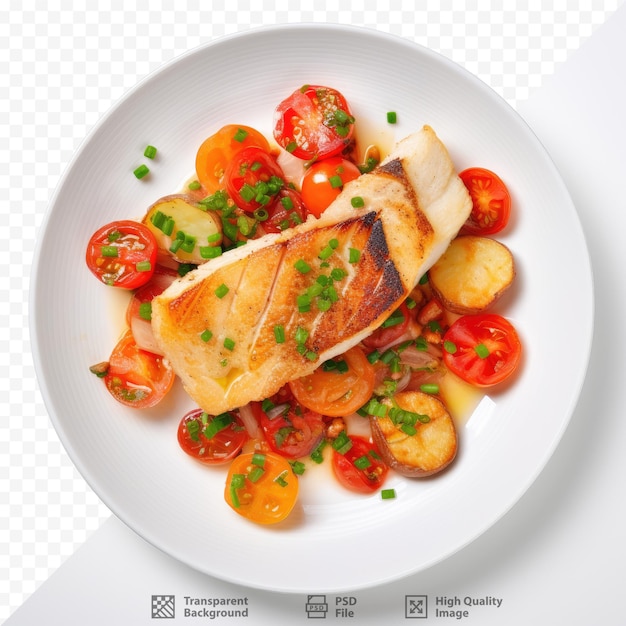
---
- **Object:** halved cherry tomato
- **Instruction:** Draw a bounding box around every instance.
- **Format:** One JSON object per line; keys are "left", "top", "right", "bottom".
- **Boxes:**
{"left": 442, "top": 313, "right": 522, "bottom": 387}
{"left": 273, "top": 85, "right": 355, "bottom": 161}
{"left": 332, "top": 434, "right": 388, "bottom": 494}
{"left": 102, "top": 330, "right": 175, "bottom": 408}
{"left": 261, "top": 188, "right": 308, "bottom": 233}
{"left": 86, "top": 220, "right": 157, "bottom": 289}
{"left": 301, "top": 157, "right": 361, "bottom": 217}
{"left": 195, "top": 124, "right": 270, "bottom": 194}
{"left": 224, "top": 146, "right": 285, "bottom": 214}
{"left": 253, "top": 385, "right": 325, "bottom": 459}
{"left": 224, "top": 451, "right": 298, "bottom": 524}
{"left": 177, "top": 408, "right": 248, "bottom": 465}
{"left": 289, "top": 346, "right": 376, "bottom": 417}
{"left": 459, "top": 167, "right": 511, "bottom": 235}
{"left": 362, "top": 302, "right": 412, "bottom": 350}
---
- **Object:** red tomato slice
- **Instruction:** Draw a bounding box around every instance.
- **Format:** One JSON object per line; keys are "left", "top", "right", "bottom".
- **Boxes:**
{"left": 103, "top": 330, "right": 175, "bottom": 408}
{"left": 195, "top": 124, "right": 270, "bottom": 194}
{"left": 177, "top": 408, "right": 248, "bottom": 465}
{"left": 273, "top": 85, "right": 355, "bottom": 161}
{"left": 362, "top": 302, "right": 412, "bottom": 350}
{"left": 289, "top": 346, "right": 376, "bottom": 417}
{"left": 253, "top": 385, "right": 325, "bottom": 459}
{"left": 459, "top": 167, "right": 511, "bottom": 235}
{"left": 442, "top": 313, "right": 522, "bottom": 387}
{"left": 261, "top": 188, "right": 308, "bottom": 233}
{"left": 224, "top": 146, "right": 285, "bottom": 214}
{"left": 332, "top": 434, "right": 388, "bottom": 494}
{"left": 301, "top": 157, "right": 361, "bottom": 217}
{"left": 86, "top": 220, "right": 157, "bottom": 289}
{"left": 224, "top": 451, "right": 299, "bottom": 525}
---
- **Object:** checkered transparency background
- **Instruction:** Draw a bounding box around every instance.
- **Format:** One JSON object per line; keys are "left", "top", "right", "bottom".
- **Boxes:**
{"left": 0, "top": 1, "right": 621, "bottom": 621}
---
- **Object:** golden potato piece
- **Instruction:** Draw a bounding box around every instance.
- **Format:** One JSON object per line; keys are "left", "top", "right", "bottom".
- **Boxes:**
{"left": 429, "top": 235, "right": 514, "bottom": 314}
{"left": 370, "top": 391, "right": 457, "bottom": 477}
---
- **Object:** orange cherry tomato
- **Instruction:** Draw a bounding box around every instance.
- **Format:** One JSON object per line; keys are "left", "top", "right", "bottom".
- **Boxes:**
{"left": 102, "top": 330, "right": 175, "bottom": 408}
{"left": 195, "top": 124, "right": 270, "bottom": 194}
{"left": 301, "top": 157, "right": 361, "bottom": 218}
{"left": 289, "top": 346, "right": 376, "bottom": 417}
{"left": 177, "top": 408, "right": 248, "bottom": 465}
{"left": 224, "top": 451, "right": 299, "bottom": 525}
{"left": 459, "top": 167, "right": 511, "bottom": 235}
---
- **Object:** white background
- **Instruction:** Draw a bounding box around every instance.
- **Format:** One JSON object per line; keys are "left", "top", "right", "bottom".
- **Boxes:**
{"left": 1, "top": 2, "right": 623, "bottom": 623}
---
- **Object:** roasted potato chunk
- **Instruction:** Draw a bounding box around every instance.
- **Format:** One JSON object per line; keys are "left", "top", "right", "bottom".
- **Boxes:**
{"left": 143, "top": 194, "right": 222, "bottom": 265}
{"left": 370, "top": 391, "right": 457, "bottom": 477}
{"left": 428, "top": 235, "right": 514, "bottom": 314}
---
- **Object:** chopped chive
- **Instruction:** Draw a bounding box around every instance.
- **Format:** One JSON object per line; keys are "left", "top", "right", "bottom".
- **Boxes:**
{"left": 297, "top": 293, "right": 311, "bottom": 312}
{"left": 318, "top": 245, "right": 334, "bottom": 260}
{"left": 387, "top": 111, "right": 397, "bottom": 124}
{"left": 100, "top": 245, "right": 118, "bottom": 258}
{"left": 310, "top": 440, "right": 327, "bottom": 464}
{"left": 332, "top": 431, "right": 353, "bottom": 455}
{"left": 200, "top": 329, "right": 213, "bottom": 342}
{"left": 274, "top": 470, "right": 289, "bottom": 487}
{"left": 475, "top": 343, "right": 490, "bottom": 358}
{"left": 280, "top": 195, "right": 294, "bottom": 210}
{"left": 233, "top": 128, "right": 249, "bottom": 142}
{"left": 401, "top": 423, "right": 417, "bottom": 436}
{"left": 214, "top": 283, "right": 229, "bottom": 299}
{"left": 247, "top": 466, "right": 265, "bottom": 483}
{"left": 135, "top": 260, "right": 152, "bottom": 272}
{"left": 285, "top": 140, "right": 297, "bottom": 153}
{"left": 261, "top": 398, "right": 275, "bottom": 413}
{"left": 351, "top": 196, "right": 364, "bottom": 208}
{"left": 353, "top": 455, "right": 372, "bottom": 470}
{"left": 294, "top": 326, "right": 309, "bottom": 344}
{"left": 290, "top": 460, "right": 306, "bottom": 475}
{"left": 329, "top": 174, "right": 343, "bottom": 189}
{"left": 200, "top": 245, "right": 222, "bottom": 259}
{"left": 294, "top": 259, "right": 312, "bottom": 274}
{"left": 188, "top": 180, "right": 201, "bottom": 190}
{"left": 420, "top": 383, "right": 440, "bottom": 394}
{"left": 223, "top": 337, "right": 235, "bottom": 351}
{"left": 274, "top": 325, "right": 285, "bottom": 344}
{"left": 207, "top": 232, "right": 221, "bottom": 243}
{"left": 406, "top": 297, "right": 417, "bottom": 309}
{"left": 349, "top": 248, "right": 361, "bottom": 264}
{"left": 381, "top": 488, "right": 396, "bottom": 500}
{"left": 133, "top": 164, "right": 150, "bottom": 179}
{"left": 204, "top": 412, "right": 233, "bottom": 439}
{"left": 138, "top": 302, "right": 152, "bottom": 321}
{"left": 253, "top": 208, "right": 269, "bottom": 222}
{"left": 251, "top": 453, "right": 266, "bottom": 467}
{"left": 443, "top": 340, "right": 457, "bottom": 354}
{"left": 107, "top": 230, "right": 121, "bottom": 242}
{"left": 144, "top": 145, "right": 157, "bottom": 159}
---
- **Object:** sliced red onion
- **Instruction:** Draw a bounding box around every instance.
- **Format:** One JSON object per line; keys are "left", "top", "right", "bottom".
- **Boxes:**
{"left": 238, "top": 403, "right": 260, "bottom": 439}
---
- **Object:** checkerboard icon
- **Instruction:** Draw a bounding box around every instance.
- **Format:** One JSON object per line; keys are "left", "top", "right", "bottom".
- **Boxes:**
{"left": 151, "top": 595, "right": 175, "bottom": 619}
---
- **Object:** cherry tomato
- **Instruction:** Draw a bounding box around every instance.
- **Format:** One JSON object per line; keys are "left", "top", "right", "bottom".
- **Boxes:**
{"left": 86, "top": 220, "right": 157, "bottom": 289}
{"left": 261, "top": 188, "right": 308, "bottom": 233}
{"left": 289, "top": 346, "right": 376, "bottom": 417}
{"left": 442, "top": 313, "right": 522, "bottom": 387}
{"left": 273, "top": 85, "right": 355, "bottom": 161}
{"left": 177, "top": 408, "right": 248, "bottom": 465}
{"left": 224, "top": 146, "right": 285, "bottom": 214}
{"left": 224, "top": 451, "right": 299, "bottom": 525}
{"left": 459, "top": 167, "right": 511, "bottom": 235}
{"left": 332, "top": 434, "right": 389, "bottom": 494}
{"left": 195, "top": 124, "right": 271, "bottom": 194}
{"left": 301, "top": 157, "right": 361, "bottom": 217}
{"left": 253, "top": 385, "right": 325, "bottom": 459}
{"left": 362, "top": 302, "right": 412, "bottom": 350}
{"left": 103, "top": 330, "right": 175, "bottom": 408}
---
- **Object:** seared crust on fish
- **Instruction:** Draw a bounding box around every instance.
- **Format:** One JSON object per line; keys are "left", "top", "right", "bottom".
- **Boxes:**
{"left": 151, "top": 126, "right": 472, "bottom": 414}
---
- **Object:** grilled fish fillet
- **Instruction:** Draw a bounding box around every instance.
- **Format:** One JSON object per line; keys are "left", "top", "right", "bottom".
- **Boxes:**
{"left": 151, "top": 126, "right": 472, "bottom": 414}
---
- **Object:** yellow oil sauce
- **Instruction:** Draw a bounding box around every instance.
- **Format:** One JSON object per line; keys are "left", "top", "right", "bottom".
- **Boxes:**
{"left": 439, "top": 371, "right": 484, "bottom": 426}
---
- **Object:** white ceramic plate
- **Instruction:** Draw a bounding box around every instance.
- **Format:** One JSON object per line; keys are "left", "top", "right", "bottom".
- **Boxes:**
{"left": 31, "top": 24, "right": 593, "bottom": 592}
